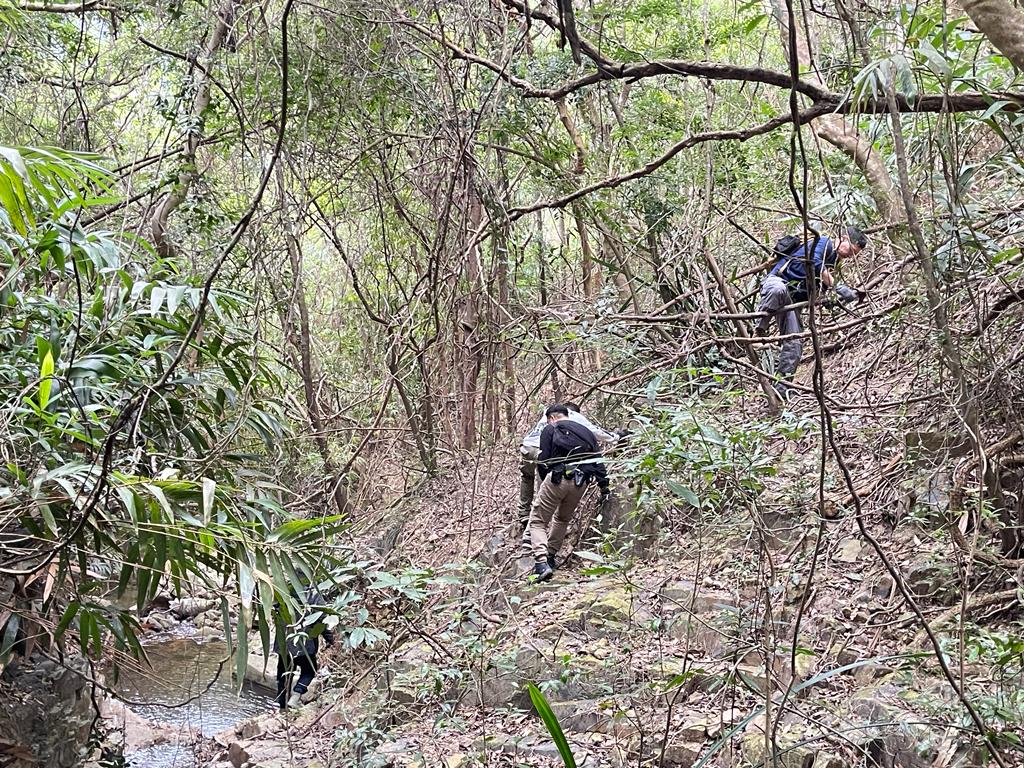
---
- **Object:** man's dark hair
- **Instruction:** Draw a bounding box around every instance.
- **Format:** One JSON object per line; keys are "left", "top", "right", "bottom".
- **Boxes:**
{"left": 563, "top": 401, "right": 581, "bottom": 413}
{"left": 544, "top": 404, "right": 570, "bottom": 419}
{"left": 846, "top": 226, "right": 868, "bottom": 249}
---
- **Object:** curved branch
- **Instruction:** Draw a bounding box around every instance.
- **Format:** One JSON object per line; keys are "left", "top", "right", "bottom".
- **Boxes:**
{"left": 507, "top": 105, "right": 832, "bottom": 218}
{"left": 415, "top": 13, "right": 1022, "bottom": 116}
{"left": 527, "top": 59, "right": 833, "bottom": 101}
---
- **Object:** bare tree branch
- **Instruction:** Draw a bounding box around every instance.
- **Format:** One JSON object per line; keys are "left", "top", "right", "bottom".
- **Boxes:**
{"left": 506, "top": 104, "right": 830, "bottom": 219}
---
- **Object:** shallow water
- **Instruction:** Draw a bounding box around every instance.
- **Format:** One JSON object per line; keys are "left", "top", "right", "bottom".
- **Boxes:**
{"left": 114, "top": 637, "right": 275, "bottom": 767}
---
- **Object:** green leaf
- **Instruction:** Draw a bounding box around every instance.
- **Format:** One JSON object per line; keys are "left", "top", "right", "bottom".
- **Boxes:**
{"left": 55, "top": 602, "right": 80, "bottom": 637}
{"left": 39, "top": 503, "right": 59, "bottom": 536}
{"left": 1, "top": 615, "right": 21, "bottom": 658}
{"left": 527, "top": 682, "right": 576, "bottom": 768}
{"left": 0, "top": 170, "right": 27, "bottom": 236}
{"left": 980, "top": 99, "right": 1013, "bottom": 122}
{"left": 150, "top": 286, "right": 165, "bottom": 316}
{"left": 666, "top": 480, "right": 700, "bottom": 508}
{"left": 38, "top": 350, "right": 54, "bottom": 410}
{"left": 741, "top": 13, "right": 766, "bottom": 33}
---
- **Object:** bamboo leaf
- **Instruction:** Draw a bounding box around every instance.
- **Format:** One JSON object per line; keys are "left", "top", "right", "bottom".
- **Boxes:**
{"left": 38, "top": 350, "right": 54, "bottom": 411}
{"left": 527, "top": 682, "right": 576, "bottom": 768}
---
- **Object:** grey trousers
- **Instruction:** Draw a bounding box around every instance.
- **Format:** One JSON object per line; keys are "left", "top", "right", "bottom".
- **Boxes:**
{"left": 757, "top": 276, "right": 859, "bottom": 396}
{"left": 757, "top": 275, "right": 803, "bottom": 392}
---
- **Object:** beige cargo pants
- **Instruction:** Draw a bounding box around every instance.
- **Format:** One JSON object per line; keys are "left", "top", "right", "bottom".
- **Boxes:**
{"left": 529, "top": 475, "right": 586, "bottom": 562}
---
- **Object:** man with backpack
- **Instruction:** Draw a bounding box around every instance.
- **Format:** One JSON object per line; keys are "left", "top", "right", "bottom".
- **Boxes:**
{"left": 527, "top": 404, "right": 610, "bottom": 583}
{"left": 517, "top": 402, "right": 618, "bottom": 548}
{"left": 755, "top": 226, "right": 868, "bottom": 399}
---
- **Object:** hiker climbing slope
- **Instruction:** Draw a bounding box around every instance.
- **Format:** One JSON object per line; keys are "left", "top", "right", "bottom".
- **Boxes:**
{"left": 755, "top": 225, "right": 868, "bottom": 399}
{"left": 517, "top": 402, "right": 617, "bottom": 547}
{"left": 528, "top": 404, "right": 610, "bottom": 583}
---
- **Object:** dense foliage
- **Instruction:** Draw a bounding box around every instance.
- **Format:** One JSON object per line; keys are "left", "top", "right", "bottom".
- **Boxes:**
{"left": 1, "top": 0, "right": 1023, "bottom": 760}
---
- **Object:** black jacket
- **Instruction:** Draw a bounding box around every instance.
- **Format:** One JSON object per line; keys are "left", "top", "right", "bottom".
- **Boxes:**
{"left": 538, "top": 419, "right": 608, "bottom": 487}
{"left": 275, "top": 588, "right": 335, "bottom": 659}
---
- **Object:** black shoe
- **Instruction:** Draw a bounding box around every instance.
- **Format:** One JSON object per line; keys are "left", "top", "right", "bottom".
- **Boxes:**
{"left": 546, "top": 554, "right": 557, "bottom": 571}
{"left": 529, "top": 561, "right": 554, "bottom": 583}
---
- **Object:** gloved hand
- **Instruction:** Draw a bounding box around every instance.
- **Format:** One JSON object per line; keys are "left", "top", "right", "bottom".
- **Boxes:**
{"left": 834, "top": 284, "right": 864, "bottom": 305}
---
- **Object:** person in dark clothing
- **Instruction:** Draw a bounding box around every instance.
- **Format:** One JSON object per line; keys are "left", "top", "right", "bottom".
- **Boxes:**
{"left": 755, "top": 226, "right": 868, "bottom": 399}
{"left": 275, "top": 588, "right": 335, "bottom": 709}
{"left": 516, "top": 402, "right": 619, "bottom": 551}
{"left": 527, "top": 404, "right": 610, "bottom": 582}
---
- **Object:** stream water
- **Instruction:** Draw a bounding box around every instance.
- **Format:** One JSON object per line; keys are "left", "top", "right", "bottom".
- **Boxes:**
{"left": 114, "top": 636, "right": 275, "bottom": 768}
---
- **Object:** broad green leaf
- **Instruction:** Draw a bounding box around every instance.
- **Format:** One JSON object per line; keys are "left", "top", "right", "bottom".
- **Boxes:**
{"left": 150, "top": 286, "right": 165, "bottom": 316}
{"left": 666, "top": 480, "right": 700, "bottom": 508}
{"left": 0, "top": 170, "right": 27, "bottom": 236}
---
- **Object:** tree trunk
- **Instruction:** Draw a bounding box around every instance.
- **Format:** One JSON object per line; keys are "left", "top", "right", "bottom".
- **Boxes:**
{"left": 150, "top": 0, "right": 238, "bottom": 258}
{"left": 458, "top": 170, "right": 485, "bottom": 450}
{"left": 884, "top": 87, "right": 979, "bottom": 457}
{"left": 960, "top": 0, "right": 1024, "bottom": 71}
{"left": 537, "top": 211, "right": 564, "bottom": 401}
{"left": 276, "top": 166, "right": 349, "bottom": 515}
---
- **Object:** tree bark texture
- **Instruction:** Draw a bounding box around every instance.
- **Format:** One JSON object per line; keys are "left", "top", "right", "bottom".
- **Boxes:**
{"left": 960, "top": 0, "right": 1024, "bottom": 71}
{"left": 150, "top": 0, "right": 237, "bottom": 258}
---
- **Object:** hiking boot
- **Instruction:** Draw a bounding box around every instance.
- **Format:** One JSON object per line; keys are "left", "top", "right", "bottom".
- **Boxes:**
{"left": 529, "top": 561, "right": 554, "bottom": 583}
{"left": 546, "top": 554, "right": 557, "bottom": 571}
{"left": 286, "top": 691, "right": 302, "bottom": 708}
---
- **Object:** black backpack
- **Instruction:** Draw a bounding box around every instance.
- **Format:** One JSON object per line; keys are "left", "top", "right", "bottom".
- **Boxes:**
{"left": 551, "top": 423, "right": 594, "bottom": 456}
{"left": 773, "top": 235, "right": 801, "bottom": 257}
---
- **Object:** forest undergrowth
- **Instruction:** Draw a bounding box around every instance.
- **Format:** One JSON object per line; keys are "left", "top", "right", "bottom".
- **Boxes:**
{"left": 1, "top": 0, "right": 1024, "bottom": 766}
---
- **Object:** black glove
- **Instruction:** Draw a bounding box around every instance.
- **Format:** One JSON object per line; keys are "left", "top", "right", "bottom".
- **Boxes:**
{"left": 833, "top": 284, "right": 862, "bottom": 306}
